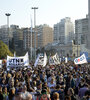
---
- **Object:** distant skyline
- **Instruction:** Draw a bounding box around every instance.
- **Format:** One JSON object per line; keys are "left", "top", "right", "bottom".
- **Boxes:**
{"left": 0, "top": 0, "right": 88, "bottom": 28}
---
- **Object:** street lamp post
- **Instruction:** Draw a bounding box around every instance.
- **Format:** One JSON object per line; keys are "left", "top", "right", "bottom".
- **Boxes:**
{"left": 31, "top": 7, "right": 38, "bottom": 60}
{"left": 77, "top": 33, "right": 79, "bottom": 57}
{"left": 30, "top": 18, "right": 33, "bottom": 60}
{"left": 5, "top": 13, "right": 11, "bottom": 48}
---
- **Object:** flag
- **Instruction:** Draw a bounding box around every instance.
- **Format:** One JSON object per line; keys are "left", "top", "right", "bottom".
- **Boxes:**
{"left": 24, "top": 52, "right": 29, "bottom": 66}
{"left": 34, "top": 54, "right": 40, "bottom": 67}
{"left": 74, "top": 54, "right": 87, "bottom": 65}
{"left": 43, "top": 53, "right": 47, "bottom": 67}
{"left": 49, "top": 53, "right": 60, "bottom": 65}
{"left": 34, "top": 53, "right": 47, "bottom": 67}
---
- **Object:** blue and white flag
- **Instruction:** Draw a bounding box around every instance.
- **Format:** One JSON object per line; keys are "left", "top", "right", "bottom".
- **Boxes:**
{"left": 74, "top": 54, "right": 87, "bottom": 65}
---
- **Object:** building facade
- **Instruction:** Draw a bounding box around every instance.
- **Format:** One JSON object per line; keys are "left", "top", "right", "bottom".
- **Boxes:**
{"left": 37, "top": 24, "right": 53, "bottom": 48}
{"left": 75, "top": 17, "right": 88, "bottom": 45}
{"left": 12, "top": 25, "right": 23, "bottom": 51}
{"left": 23, "top": 28, "right": 36, "bottom": 50}
{"left": 0, "top": 25, "right": 9, "bottom": 46}
{"left": 54, "top": 17, "right": 74, "bottom": 44}
{"left": 45, "top": 41, "right": 80, "bottom": 57}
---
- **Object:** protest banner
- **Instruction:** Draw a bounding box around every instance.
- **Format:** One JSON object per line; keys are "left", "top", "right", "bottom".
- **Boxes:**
{"left": 74, "top": 54, "right": 87, "bottom": 64}
{"left": 7, "top": 52, "right": 29, "bottom": 67}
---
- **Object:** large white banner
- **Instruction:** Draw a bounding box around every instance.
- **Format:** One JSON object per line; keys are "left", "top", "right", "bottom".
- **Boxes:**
{"left": 34, "top": 53, "right": 47, "bottom": 67}
{"left": 74, "top": 54, "right": 87, "bottom": 65}
{"left": 7, "top": 52, "right": 29, "bottom": 67}
{"left": 0, "top": 60, "right": 2, "bottom": 68}
{"left": 49, "top": 53, "right": 60, "bottom": 65}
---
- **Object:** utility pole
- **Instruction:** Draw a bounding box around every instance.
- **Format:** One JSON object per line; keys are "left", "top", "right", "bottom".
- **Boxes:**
{"left": 77, "top": 33, "right": 78, "bottom": 57}
{"left": 31, "top": 7, "right": 38, "bottom": 60}
{"left": 30, "top": 17, "right": 32, "bottom": 60}
{"left": 5, "top": 13, "right": 11, "bottom": 48}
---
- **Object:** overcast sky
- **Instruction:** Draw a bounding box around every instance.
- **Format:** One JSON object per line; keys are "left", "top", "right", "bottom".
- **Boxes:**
{"left": 0, "top": 0, "right": 88, "bottom": 28}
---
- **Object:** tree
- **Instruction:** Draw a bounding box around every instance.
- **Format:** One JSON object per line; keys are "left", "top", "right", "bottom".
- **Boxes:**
{"left": 0, "top": 40, "right": 13, "bottom": 59}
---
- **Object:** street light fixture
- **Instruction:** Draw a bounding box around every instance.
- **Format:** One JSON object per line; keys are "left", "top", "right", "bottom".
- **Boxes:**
{"left": 5, "top": 13, "right": 11, "bottom": 48}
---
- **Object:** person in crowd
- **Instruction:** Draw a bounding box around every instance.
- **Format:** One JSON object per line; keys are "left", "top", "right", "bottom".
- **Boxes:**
{"left": 2, "top": 86, "right": 9, "bottom": 100}
{"left": 64, "top": 73, "right": 71, "bottom": 95}
{"left": 51, "top": 84, "right": 64, "bottom": 100}
{"left": 42, "top": 85, "right": 51, "bottom": 98}
{"left": 53, "top": 92, "right": 60, "bottom": 100}
{"left": 78, "top": 83, "right": 89, "bottom": 99}
{"left": 81, "top": 90, "right": 90, "bottom": 100}
{"left": 65, "top": 96, "right": 71, "bottom": 100}
{"left": 78, "top": 78, "right": 85, "bottom": 89}
{"left": 36, "top": 89, "right": 51, "bottom": 100}
{"left": 26, "top": 93, "right": 33, "bottom": 100}
{"left": 67, "top": 88, "right": 76, "bottom": 100}
{"left": 8, "top": 87, "right": 15, "bottom": 100}
{"left": 48, "top": 78, "right": 56, "bottom": 92}
{"left": 0, "top": 60, "right": 90, "bottom": 100}
{"left": 0, "top": 86, "right": 3, "bottom": 100}
{"left": 21, "top": 84, "right": 32, "bottom": 100}
{"left": 13, "top": 92, "right": 23, "bottom": 100}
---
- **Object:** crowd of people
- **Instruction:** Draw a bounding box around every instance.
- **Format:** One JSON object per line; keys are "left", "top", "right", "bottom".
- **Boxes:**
{"left": 0, "top": 61, "right": 90, "bottom": 100}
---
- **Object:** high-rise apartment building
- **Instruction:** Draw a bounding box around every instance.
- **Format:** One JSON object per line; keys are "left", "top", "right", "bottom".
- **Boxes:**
{"left": 23, "top": 28, "right": 37, "bottom": 50}
{"left": 37, "top": 24, "right": 53, "bottom": 48}
{"left": 54, "top": 17, "right": 74, "bottom": 44}
{"left": 75, "top": 17, "right": 88, "bottom": 45}
{"left": 10, "top": 25, "right": 19, "bottom": 39}
{"left": 0, "top": 25, "right": 9, "bottom": 46}
{"left": 11, "top": 25, "right": 23, "bottom": 50}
